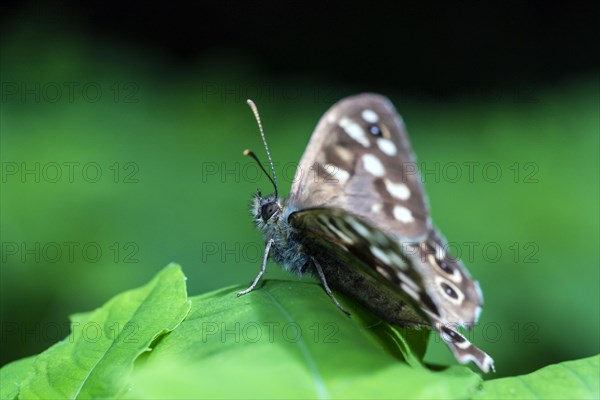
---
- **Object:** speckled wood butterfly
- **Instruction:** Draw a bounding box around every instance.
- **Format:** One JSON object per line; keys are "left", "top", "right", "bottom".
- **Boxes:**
{"left": 239, "top": 94, "right": 494, "bottom": 373}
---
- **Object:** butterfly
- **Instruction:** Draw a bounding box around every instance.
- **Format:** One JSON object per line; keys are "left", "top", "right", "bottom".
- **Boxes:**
{"left": 238, "top": 94, "right": 494, "bottom": 373}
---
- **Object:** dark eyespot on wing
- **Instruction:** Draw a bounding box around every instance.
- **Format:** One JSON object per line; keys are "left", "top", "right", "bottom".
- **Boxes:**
{"left": 441, "top": 325, "right": 466, "bottom": 343}
{"left": 438, "top": 260, "right": 454, "bottom": 275}
{"left": 435, "top": 323, "right": 495, "bottom": 373}
{"left": 423, "top": 239, "right": 457, "bottom": 277}
{"left": 368, "top": 124, "right": 382, "bottom": 136}
{"left": 441, "top": 282, "right": 458, "bottom": 299}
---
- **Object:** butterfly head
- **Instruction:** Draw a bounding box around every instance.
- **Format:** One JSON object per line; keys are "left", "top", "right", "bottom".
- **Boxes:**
{"left": 252, "top": 190, "right": 283, "bottom": 226}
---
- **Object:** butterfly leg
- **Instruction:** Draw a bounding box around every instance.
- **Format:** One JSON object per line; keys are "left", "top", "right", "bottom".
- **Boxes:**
{"left": 312, "top": 257, "right": 351, "bottom": 317}
{"left": 237, "top": 238, "right": 274, "bottom": 297}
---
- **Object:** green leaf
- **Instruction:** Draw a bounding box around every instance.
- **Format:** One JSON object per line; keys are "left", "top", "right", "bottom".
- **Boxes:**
{"left": 18, "top": 263, "right": 191, "bottom": 399}
{"left": 128, "top": 280, "right": 482, "bottom": 399}
{"left": 473, "top": 355, "right": 599, "bottom": 399}
{"left": 0, "top": 356, "right": 35, "bottom": 400}
{"left": 11, "top": 266, "right": 594, "bottom": 399}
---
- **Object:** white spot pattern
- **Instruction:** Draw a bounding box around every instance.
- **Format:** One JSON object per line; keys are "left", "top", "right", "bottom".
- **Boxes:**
{"left": 339, "top": 118, "right": 369, "bottom": 147}
{"left": 347, "top": 218, "right": 370, "bottom": 237}
{"left": 324, "top": 163, "right": 350, "bottom": 185}
{"left": 376, "top": 266, "right": 392, "bottom": 280}
{"left": 370, "top": 245, "right": 391, "bottom": 265}
{"left": 371, "top": 203, "right": 383, "bottom": 213}
{"left": 377, "top": 138, "right": 397, "bottom": 156}
{"left": 362, "top": 154, "right": 385, "bottom": 177}
{"left": 393, "top": 205, "right": 414, "bottom": 223}
{"left": 398, "top": 271, "right": 419, "bottom": 290}
{"left": 327, "top": 223, "right": 354, "bottom": 244}
{"left": 334, "top": 146, "right": 354, "bottom": 164}
{"left": 388, "top": 251, "right": 408, "bottom": 270}
{"left": 401, "top": 283, "right": 420, "bottom": 300}
{"left": 361, "top": 109, "right": 379, "bottom": 123}
{"left": 384, "top": 179, "right": 410, "bottom": 200}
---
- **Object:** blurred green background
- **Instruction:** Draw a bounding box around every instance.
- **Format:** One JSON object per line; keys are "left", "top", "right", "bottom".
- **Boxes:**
{"left": 1, "top": 1, "right": 598, "bottom": 379}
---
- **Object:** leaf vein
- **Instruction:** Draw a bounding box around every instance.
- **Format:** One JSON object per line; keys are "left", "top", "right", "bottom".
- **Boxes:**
{"left": 261, "top": 286, "right": 330, "bottom": 400}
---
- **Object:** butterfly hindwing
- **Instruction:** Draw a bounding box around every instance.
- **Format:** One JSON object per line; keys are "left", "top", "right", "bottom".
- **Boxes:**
{"left": 289, "top": 207, "right": 494, "bottom": 373}
{"left": 407, "top": 229, "right": 484, "bottom": 328}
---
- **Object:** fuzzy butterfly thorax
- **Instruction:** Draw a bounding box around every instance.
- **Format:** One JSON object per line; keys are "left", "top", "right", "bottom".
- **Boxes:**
{"left": 251, "top": 191, "right": 309, "bottom": 276}
{"left": 243, "top": 94, "right": 494, "bottom": 373}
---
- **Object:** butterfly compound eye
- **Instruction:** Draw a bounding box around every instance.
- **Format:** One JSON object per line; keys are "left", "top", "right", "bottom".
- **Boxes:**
{"left": 261, "top": 202, "right": 279, "bottom": 222}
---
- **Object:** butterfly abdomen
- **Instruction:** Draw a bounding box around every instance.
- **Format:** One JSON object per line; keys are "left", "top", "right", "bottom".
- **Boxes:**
{"left": 306, "top": 239, "right": 428, "bottom": 327}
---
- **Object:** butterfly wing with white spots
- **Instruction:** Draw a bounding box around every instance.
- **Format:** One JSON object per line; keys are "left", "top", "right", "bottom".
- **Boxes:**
{"left": 286, "top": 94, "right": 493, "bottom": 372}
{"left": 288, "top": 208, "right": 494, "bottom": 373}
{"left": 289, "top": 94, "right": 431, "bottom": 240}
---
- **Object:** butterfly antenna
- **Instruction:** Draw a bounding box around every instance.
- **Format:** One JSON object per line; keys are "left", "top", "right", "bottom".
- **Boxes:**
{"left": 243, "top": 149, "right": 278, "bottom": 195}
{"left": 246, "top": 99, "right": 279, "bottom": 197}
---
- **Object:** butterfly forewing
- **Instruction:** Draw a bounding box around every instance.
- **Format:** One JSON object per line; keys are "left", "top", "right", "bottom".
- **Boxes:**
{"left": 288, "top": 94, "right": 483, "bottom": 325}
{"left": 289, "top": 94, "right": 430, "bottom": 240}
